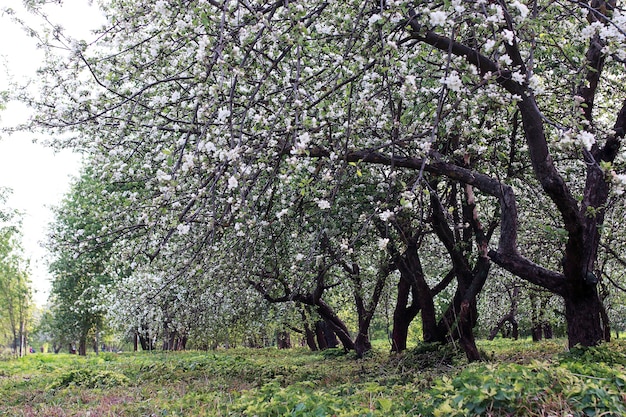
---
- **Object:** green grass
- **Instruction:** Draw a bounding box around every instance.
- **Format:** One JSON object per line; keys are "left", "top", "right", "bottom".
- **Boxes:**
{"left": 0, "top": 339, "right": 625, "bottom": 416}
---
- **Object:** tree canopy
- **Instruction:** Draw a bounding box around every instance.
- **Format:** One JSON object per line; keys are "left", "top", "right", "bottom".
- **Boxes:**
{"left": 0, "top": 188, "right": 32, "bottom": 356}
{"left": 20, "top": 0, "right": 626, "bottom": 355}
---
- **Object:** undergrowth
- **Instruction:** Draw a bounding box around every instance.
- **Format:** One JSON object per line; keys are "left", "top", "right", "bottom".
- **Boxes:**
{"left": 0, "top": 339, "right": 624, "bottom": 416}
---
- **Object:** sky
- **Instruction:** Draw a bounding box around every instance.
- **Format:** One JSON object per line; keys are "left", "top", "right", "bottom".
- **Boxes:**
{"left": 0, "top": 0, "right": 105, "bottom": 305}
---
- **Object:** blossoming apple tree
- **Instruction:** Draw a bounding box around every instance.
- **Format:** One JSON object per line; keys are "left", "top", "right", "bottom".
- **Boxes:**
{"left": 26, "top": 0, "right": 626, "bottom": 350}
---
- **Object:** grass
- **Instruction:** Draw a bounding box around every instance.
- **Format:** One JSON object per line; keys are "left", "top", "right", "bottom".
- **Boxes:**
{"left": 0, "top": 338, "right": 625, "bottom": 416}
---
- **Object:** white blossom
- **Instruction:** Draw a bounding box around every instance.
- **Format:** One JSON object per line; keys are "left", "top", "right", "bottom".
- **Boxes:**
{"left": 442, "top": 71, "right": 463, "bottom": 92}
{"left": 216, "top": 107, "right": 230, "bottom": 123}
{"left": 501, "top": 29, "right": 515, "bottom": 45}
{"left": 379, "top": 210, "right": 394, "bottom": 222}
{"left": 613, "top": 173, "right": 626, "bottom": 195}
{"left": 227, "top": 175, "right": 238, "bottom": 189}
{"left": 511, "top": 71, "right": 526, "bottom": 84}
{"left": 511, "top": 1, "right": 529, "bottom": 20}
{"left": 316, "top": 199, "right": 331, "bottom": 210}
{"left": 577, "top": 131, "right": 596, "bottom": 150}
{"left": 276, "top": 208, "right": 289, "bottom": 219}
{"left": 429, "top": 11, "right": 447, "bottom": 27}
{"left": 368, "top": 14, "right": 383, "bottom": 26}
{"left": 176, "top": 224, "right": 190, "bottom": 235}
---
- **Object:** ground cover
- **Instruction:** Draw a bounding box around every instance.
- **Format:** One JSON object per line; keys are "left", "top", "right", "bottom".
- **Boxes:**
{"left": 0, "top": 339, "right": 625, "bottom": 416}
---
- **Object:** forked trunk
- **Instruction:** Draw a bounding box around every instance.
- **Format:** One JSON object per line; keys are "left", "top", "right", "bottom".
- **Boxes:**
{"left": 316, "top": 300, "right": 355, "bottom": 351}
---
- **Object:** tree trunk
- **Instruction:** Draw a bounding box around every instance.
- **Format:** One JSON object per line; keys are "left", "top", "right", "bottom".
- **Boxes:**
{"left": 391, "top": 273, "right": 417, "bottom": 352}
{"left": 489, "top": 316, "right": 519, "bottom": 340}
{"left": 543, "top": 322, "right": 552, "bottom": 339}
{"left": 315, "top": 320, "right": 339, "bottom": 349}
{"left": 453, "top": 295, "right": 482, "bottom": 361}
{"left": 277, "top": 331, "right": 291, "bottom": 349}
{"left": 176, "top": 334, "right": 188, "bottom": 350}
{"left": 350, "top": 259, "right": 389, "bottom": 358}
{"left": 78, "top": 336, "right": 87, "bottom": 356}
{"left": 315, "top": 321, "right": 330, "bottom": 350}
{"left": 563, "top": 285, "right": 606, "bottom": 348}
{"left": 489, "top": 286, "right": 521, "bottom": 340}
{"left": 316, "top": 300, "right": 354, "bottom": 351}
{"left": 439, "top": 293, "right": 481, "bottom": 361}
{"left": 303, "top": 321, "right": 318, "bottom": 351}
{"left": 354, "top": 332, "right": 371, "bottom": 358}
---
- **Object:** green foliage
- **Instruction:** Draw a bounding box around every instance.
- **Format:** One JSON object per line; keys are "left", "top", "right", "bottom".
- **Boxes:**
{"left": 49, "top": 368, "right": 129, "bottom": 389}
{"left": 45, "top": 167, "right": 119, "bottom": 353}
{"left": 0, "top": 189, "right": 32, "bottom": 356}
{"left": 0, "top": 340, "right": 625, "bottom": 416}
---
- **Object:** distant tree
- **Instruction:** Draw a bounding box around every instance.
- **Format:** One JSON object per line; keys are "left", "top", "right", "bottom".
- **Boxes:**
{"left": 0, "top": 188, "right": 32, "bottom": 357}
{"left": 46, "top": 168, "right": 116, "bottom": 355}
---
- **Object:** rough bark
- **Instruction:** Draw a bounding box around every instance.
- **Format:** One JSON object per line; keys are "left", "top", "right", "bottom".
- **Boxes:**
{"left": 315, "top": 320, "right": 338, "bottom": 349}
{"left": 78, "top": 335, "right": 87, "bottom": 356}
{"left": 350, "top": 257, "right": 391, "bottom": 357}
{"left": 316, "top": 299, "right": 355, "bottom": 351}
{"left": 390, "top": 270, "right": 418, "bottom": 352}
{"left": 429, "top": 183, "right": 490, "bottom": 361}
{"left": 301, "top": 307, "right": 318, "bottom": 351}
{"left": 409, "top": 253, "right": 442, "bottom": 345}
{"left": 564, "top": 283, "right": 605, "bottom": 347}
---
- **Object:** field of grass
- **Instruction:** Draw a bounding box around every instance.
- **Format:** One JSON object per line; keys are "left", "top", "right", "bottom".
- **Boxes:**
{"left": 1, "top": 338, "right": 625, "bottom": 416}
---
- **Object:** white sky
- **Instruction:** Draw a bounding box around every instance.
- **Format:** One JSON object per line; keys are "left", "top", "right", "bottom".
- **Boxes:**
{"left": 0, "top": 0, "right": 105, "bottom": 305}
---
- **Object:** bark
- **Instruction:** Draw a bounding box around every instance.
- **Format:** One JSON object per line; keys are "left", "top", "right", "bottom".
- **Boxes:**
{"left": 301, "top": 307, "right": 318, "bottom": 351}
{"left": 390, "top": 271, "right": 418, "bottom": 352}
{"left": 353, "top": 333, "right": 371, "bottom": 358}
{"left": 303, "top": 323, "right": 318, "bottom": 351}
{"left": 529, "top": 291, "right": 550, "bottom": 342}
{"left": 489, "top": 316, "right": 519, "bottom": 340}
{"left": 564, "top": 284, "right": 605, "bottom": 348}
{"left": 252, "top": 265, "right": 356, "bottom": 352}
{"left": 276, "top": 331, "right": 291, "bottom": 349}
{"left": 177, "top": 334, "right": 188, "bottom": 350}
{"left": 315, "top": 321, "right": 329, "bottom": 350}
{"left": 316, "top": 300, "right": 354, "bottom": 351}
{"left": 430, "top": 184, "right": 490, "bottom": 362}
{"left": 78, "top": 335, "right": 87, "bottom": 356}
{"left": 543, "top": 323, "right": 553, "bottom": 340}
{"left": 350, "top": 259, "right": 389, "bottom": 358}
{"left": 410, "top": 255, "right": 441, "bottom": 344}
{"left": 138, "top": 324, "right": 154, "bottom": 351}
{"left": 315, "top": 320, "right": 338, "bottom": 349}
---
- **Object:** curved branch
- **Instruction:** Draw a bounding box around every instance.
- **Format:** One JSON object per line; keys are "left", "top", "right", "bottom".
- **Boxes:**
{"left": 307, "top": 146, "right": 566, "bottom": 293}
{"left": 405, "top": 9, "right": 582, "bottom": 275}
